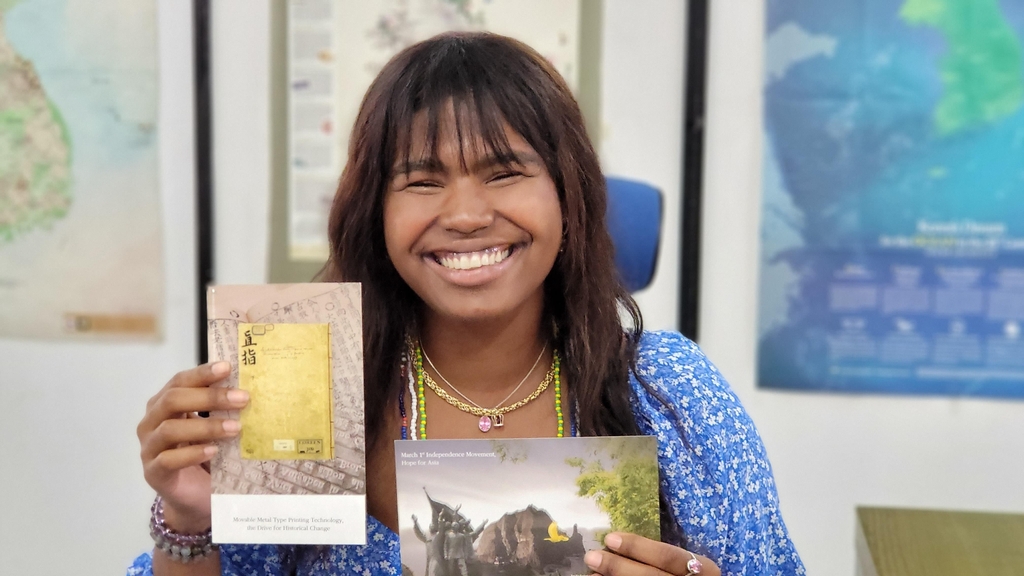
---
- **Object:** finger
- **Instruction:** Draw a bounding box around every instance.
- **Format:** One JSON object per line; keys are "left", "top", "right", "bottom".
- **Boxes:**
{"left": 584, "top": 549, "right": 672, "bottom": 576}
{"left": 156, "top": 362, "right": 232, "bottom": 397}
{"left": 159, "top": 387, "right": 249, "bottom": 416}
{"left": 143, "top": 444, "right": 218, "bottom": 486}
{"left": 602, "top": 533, "right": 718, "bottom": 576}
{"left": 138, "top": 386, "right": 248, "bottom": 439}
{"left": 143, "top": 362, "right": 232, "bottom": 420}
{"left": 141, "top": 417, "right": 241, "bottom": 461}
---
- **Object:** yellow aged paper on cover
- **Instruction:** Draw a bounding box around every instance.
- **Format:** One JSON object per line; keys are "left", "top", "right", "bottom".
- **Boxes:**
{"left": 238, "top": 323, "right": 333, "bottom": 460}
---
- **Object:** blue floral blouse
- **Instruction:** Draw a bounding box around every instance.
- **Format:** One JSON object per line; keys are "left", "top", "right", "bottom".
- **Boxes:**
{"left": 128, "top": 331, "right": 805, "bottom": 575}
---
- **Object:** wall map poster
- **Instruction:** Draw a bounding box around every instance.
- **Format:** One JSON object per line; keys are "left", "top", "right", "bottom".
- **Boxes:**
{"left": 759, "top": 0, "right": 1024, "bottom": 398}
{"left": 0, "top": 0, "right": 162, "bottom": 340}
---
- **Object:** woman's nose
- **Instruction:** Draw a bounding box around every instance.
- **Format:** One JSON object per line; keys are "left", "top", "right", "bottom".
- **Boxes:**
{"left": 438, "top": 178, "right": 494, "bottom": 234}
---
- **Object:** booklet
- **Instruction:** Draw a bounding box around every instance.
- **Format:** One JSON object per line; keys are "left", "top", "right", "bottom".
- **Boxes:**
{"left": 207, "top": 283, "right": 366, "bottom": 545}
{"left": 395, "top": 437, "right": 660, "bottom": 576}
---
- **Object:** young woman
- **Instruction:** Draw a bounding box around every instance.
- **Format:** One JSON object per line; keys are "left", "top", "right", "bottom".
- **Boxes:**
{"left": 132, "top": 33, "right": 804, "bottom": 576}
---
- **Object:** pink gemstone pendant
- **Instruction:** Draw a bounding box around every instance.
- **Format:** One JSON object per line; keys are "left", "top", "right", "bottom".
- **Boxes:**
{"left": 478, "top": 415, "right": 492, "bottom": 432}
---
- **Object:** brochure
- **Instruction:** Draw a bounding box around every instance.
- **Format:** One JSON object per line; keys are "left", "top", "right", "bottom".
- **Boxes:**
{"left": 395, "top": 436, "right": 661, "bottom": 576}
{"left": 206, "top": 283, "right": 366, "bottom": 545}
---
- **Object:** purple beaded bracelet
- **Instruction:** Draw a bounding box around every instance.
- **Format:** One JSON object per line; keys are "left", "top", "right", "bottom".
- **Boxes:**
{"left": 149, "top": 496, "right": 216, "bottom": 563}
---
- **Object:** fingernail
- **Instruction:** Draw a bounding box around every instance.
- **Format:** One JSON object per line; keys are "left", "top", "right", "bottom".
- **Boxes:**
{"left": 222, "top": 420, "right": 241, "bottom": 434}
{"left": 211, "top": 362, "right": 230, "bottom": 376}
{"left": 203, "top": 445, "right": 219, "bottom": 457}
{"left": 605, "top": 533, "right": 622, "bottom": 550}
{"left": 227, "top": 389, "right": 249, "bottom": 404}
{"left": 584, "top": 551, "right": 601, "bottom": 570}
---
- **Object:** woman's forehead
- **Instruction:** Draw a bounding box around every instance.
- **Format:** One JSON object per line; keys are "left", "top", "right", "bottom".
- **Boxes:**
{"left": 396, "top": 108, "right": 532, "bottom": 169}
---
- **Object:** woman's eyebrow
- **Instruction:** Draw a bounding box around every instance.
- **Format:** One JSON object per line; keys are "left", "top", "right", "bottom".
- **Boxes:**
{"left": 470, "top": 150, "right": 542, "bottom": 172}
{"left": 393, "top": 157, "right": 447, "bottom": 176}
{"left": 393, "top": 150, "right": 542, "bottom": 176}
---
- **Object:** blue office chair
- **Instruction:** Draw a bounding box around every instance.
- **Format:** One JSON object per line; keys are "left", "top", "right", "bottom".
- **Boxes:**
{"left": 604, "top": 176, "right": 662, "bottom": 292}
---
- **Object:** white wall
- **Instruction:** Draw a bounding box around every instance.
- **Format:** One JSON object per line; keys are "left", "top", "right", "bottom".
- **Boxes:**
{"left": 211, "top": 0, "right": 272, "bottom": 285}
{"left": 599, "top": 0, "right": 686, "bottom": 331}
{"left": 700, "top": 1, "right": 1024, "bottom": 575}
{"left": 0, "top": 2, "right": 196, "bottom": 574}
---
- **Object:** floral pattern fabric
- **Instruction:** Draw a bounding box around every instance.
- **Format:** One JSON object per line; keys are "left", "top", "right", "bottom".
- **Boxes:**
{"left": 128, "top": 331, "right": 805, "bottom": 575}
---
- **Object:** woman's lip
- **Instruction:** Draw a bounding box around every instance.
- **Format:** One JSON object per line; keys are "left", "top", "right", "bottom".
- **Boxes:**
{"left": 423, "top": 245, "right": 520, "bottom": 287}
{"left": 428, "top": 244, "right": 513, "bottom": 259}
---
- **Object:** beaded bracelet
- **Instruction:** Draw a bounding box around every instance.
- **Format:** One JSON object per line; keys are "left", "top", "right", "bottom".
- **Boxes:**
{"left": 149, "top": 496, "right": 217, "bottom": 563}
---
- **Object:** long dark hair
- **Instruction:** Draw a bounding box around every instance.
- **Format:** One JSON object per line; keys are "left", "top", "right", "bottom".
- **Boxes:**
{"left": 314, "top": 33, "right": 683, "bottom": 558}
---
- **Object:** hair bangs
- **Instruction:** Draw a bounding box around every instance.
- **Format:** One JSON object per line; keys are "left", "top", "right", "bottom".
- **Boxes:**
{"left": 386, "top": 35, "right": 553, "bottom": 180}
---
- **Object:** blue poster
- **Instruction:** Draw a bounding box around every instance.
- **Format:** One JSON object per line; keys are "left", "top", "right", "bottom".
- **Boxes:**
{"left": 759, "top": 0, "right": 1024, "bottom": 398}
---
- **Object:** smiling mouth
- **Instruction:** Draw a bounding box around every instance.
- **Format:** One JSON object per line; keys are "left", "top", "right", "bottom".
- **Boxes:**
{"left": 431, "top": 245, "right": 515, "bottom": 271}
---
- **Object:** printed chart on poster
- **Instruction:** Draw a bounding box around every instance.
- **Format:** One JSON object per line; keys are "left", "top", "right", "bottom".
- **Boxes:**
{"left": 759, "top": 0, "right": 1024, "bottom": 398}
{"left": 0, "top": 0, "right": 163, "bottom": 340}
{"left": 285, "top": 0, "right": 581, "bottom": 261}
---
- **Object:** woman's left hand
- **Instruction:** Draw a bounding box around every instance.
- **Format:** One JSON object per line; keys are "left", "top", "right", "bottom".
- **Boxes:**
{"left": 584, "top": 532, "right": 722, "bottom": 576}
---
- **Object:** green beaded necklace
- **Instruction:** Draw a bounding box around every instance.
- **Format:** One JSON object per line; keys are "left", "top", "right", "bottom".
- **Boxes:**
{"left": 411, "top": 345, "right": 565, "bottom": 439}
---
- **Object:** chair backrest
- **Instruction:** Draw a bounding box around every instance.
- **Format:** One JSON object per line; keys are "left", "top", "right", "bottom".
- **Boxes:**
{"left": 604, "top": 176, "right": 662, "bottom": 292}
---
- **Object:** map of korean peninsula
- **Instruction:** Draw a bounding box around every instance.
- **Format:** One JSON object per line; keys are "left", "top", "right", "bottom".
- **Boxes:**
{"left": 0, "top": 0, "right": 162, "bottom": 340}
{"left": 0, "top": 4, "right": 72, "bottom": 243}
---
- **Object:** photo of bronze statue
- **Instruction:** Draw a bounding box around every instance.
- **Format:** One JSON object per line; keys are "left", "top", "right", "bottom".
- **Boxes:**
{"left": 411, "top": 492, "right": 487, "bottom": 576}
{"left": 406, "top": 493, "right": 589, "bottom": 576}
{"left": 395, "top": 438, "right": 658, "bottom": 576}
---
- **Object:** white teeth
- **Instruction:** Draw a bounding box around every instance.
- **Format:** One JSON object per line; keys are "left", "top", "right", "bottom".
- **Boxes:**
{"left": 438, "top": 247, "right": 512, "bottom": 271}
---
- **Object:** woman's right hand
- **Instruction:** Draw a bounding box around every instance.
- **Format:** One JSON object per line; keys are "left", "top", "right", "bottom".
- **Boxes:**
{"left": 137, "top": 361, "right": 249, "bottom": 532}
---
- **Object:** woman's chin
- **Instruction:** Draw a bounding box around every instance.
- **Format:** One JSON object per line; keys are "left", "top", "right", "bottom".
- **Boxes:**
{"left": 423, "top": 291, "right": 545, "bottom": 326}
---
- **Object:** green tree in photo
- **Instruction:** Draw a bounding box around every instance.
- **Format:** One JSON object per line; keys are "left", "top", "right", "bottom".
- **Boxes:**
{"left": 566, "top": 439, "right": 660, "bottom": 541}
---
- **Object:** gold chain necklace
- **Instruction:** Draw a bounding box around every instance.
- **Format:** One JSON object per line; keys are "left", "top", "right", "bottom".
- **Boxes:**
{"left": 422, "top": 344, "right": 546, "bottom": 415}
{"left": 419, "top": 346, "right": 558, "bottom": 432}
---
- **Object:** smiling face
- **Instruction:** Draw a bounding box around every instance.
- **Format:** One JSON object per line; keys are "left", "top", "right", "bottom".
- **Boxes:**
{"left": 383, "top": 113, "right": 563, "bottom": 324}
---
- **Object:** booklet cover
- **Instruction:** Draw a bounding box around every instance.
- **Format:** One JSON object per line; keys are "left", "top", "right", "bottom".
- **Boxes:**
{"left": 395, "top": 437, "right": 660, "bottom": 576}
{"left": 237, "top": 322, "right": 334, "bottom": 460}
{"left": 207, "top": 283, "right": 366, "bottom": 545}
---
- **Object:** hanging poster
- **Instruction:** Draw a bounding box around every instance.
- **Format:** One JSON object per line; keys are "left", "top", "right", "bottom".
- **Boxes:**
{"left": 758, "top": 0, "right": 1024, "bottom": 398}
{"left": 0, "top": 0, "right": 162, "bottom": 340}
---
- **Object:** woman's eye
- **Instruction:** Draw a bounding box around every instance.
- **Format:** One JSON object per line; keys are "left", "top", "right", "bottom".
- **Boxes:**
{"left": 489, "top": 171, "right": 523, "bottom": 183}
{"left": 406, "top": 180, "right": 440, "bottom": 190}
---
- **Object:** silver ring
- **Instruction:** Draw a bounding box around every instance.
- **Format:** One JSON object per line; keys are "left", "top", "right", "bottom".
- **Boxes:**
{"left": 684, "top": 550, "right": 703, "bottom": 575}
